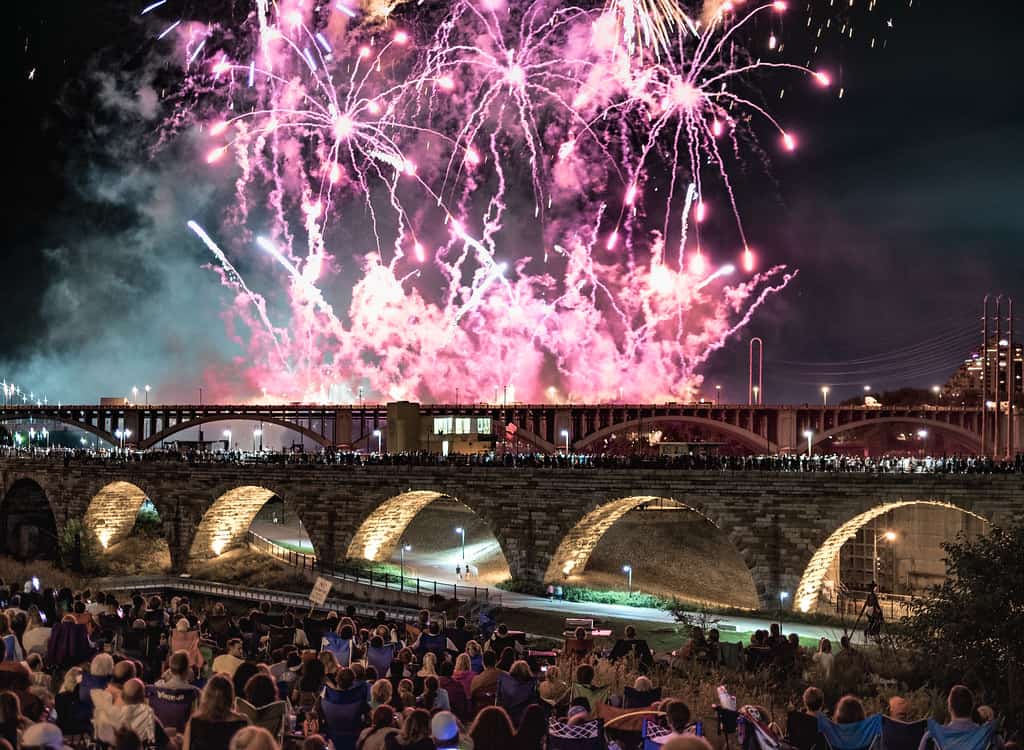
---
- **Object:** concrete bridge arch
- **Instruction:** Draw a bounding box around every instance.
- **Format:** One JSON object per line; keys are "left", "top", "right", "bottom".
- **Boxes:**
{"left": 811, "top": 416, "right": 983, "bottom": 453}
{"left": 140, "top": 415, "right": 331, "bottom": 450}
{"left": 573, "top": 415, "right": 777, "bottom": 454}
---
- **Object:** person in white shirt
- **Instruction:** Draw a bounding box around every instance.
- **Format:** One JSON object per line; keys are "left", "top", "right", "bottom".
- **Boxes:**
{"left": 21, "top": 609, "right": 51, "bottom": 657}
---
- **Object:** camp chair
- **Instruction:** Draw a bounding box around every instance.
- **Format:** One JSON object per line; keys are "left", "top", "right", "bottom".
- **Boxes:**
{"left": 738, "top": 705, "right": 784, "bottom": 750}
{"left": 548, "top": 716, "right": 607, "bottom": 750}
{"left": 571, "top": 682, "right": 611, "bottom": 708}
{"left": 816, "top": 713, "right": 883, "bottom": 750}
{"left": 921, "top": 720, "right": 997, "bottom": 750}
{"left": 365, "top": 643, "right": 396, "bottom": 677}
{"left": 237, "top": 698, "right": 288, "bottom": 743}
{"left": 880, "top": 718, "right": 927, "bottom": 750}
{"left": 145, "top": 685, "right": 199, "bottom": 735}
{"left": 624, "top": 686, "right": 662, "bottom": 708}
{"left": 321, "top": 632, "right": 353, "bottom": 666}
{"left": 788, "top": 711, "right": 827, "bottom": 750}
{"left": 641, "top": 715, "right": 704, "bottom": 749}
{"left": 716, "top": 706, "right": 741, "bottom": 749}
{"left": 319, "top": 684, "right": 369, "bottom": 750}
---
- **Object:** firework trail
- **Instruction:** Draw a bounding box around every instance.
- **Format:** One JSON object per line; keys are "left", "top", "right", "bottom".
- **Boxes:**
{"left": 148, "top": 0, "right": 848, "bottom": 404}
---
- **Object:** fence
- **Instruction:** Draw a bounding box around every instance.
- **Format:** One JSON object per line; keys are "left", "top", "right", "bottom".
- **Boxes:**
{"left": 835, "top": 589, "right": 915, "bottom": 620}
{"left": 245, "top": 529, "right": 501, "bottom": 607}
{"left": 89, "top": 575, "right": 425, "bottom": 623}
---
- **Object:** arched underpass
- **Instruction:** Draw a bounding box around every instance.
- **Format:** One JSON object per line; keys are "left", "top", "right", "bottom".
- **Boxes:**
{"left": 190, "top": 486, "right": 313, "bottom": 560}
{"left": 0, "top": 479, "right": 57, "bottom": 561}
{"left": 795, "top": 499, "right": 990, "bottom": 613}
{"left": 84, "top": 481, "right": 152, "bottom": 549}
{"left": 346, "top": 491, "right": 511, "bottom": 586}
{"left": 547, "top": 496, "right": 760, "bottom": 609}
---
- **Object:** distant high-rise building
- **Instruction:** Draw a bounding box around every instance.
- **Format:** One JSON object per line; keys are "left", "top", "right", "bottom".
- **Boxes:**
{"left": 943, "top": 338, "right": 1023, "bottom": 404}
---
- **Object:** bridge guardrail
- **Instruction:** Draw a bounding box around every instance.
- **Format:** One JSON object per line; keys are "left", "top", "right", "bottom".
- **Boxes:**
{"left": 245, "top": 530, "right": 501, "bottom": 608}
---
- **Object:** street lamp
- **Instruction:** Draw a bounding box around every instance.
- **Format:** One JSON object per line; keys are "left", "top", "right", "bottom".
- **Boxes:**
{"left": 560, "top": 428, "right": 569, "bottom": 455}
{"left": 41, "top": 427, "right": 49, "bottom": 450}
{"left": 779, "top": 591, "right": 789, "bottom": 613}
{"left": 821, "top": 386, "right": 830, "bottom": 406}
{"left": 715, "top": 385, "right": 721, "bottom": 406}
{"left": 932, "top": 385, "right": 941, "bottom": 400}
{"left": 752, "top": 385, "right": 760, "bottom": 405}
{"left": 873, "top": 531, "right": 897, "bottom": 588}
{"left": 455, "top": 527, "right": 466, "bottom": 561}
{"left": 145, "top": 385, "right": 151, "bottom": 405}
{"left": 222, "top": 429, "right": 232, "bottom": 451}
{"left": 253, "top": 428, "right": 263, "bottom": 453}
{"left": 803, "top": 429, "right": 814, "bottom": 457}
{"left": 623, "top": 565, "right": 632, "bottom": 595}
{"left": 373, "top": 429, "right": 382, "bottom": 453}
{"left": 400, "top": 543, "right": 411, "bottom": 582}
{"left": 132, "top": 386, "right": 138, "bottom": 404}
{"left": 863, "top": 385, "right": 872, "bottom": 392}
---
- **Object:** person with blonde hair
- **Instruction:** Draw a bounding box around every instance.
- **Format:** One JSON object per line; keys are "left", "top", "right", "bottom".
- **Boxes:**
{"left": 183, "top": 674, "right": 250, "bottom": 750}
{"left": 229, "top": 726, "right": 279, "bottom": 750}
{"left": 418, "top": 653, "right": 438, "bottom": 678}
{"left": 370, "top": 679, "right": 393, "bottom": 711}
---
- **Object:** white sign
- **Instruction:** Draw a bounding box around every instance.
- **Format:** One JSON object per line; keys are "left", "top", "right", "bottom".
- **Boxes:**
{"left": 309, "top": 576, "right": 333, "bottom": 606}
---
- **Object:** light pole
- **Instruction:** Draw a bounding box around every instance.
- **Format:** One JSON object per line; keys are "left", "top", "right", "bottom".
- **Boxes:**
{"left": 623, "top": 565, "right": 632, "bottom": 595}
{"left": 223, "top": 429, "right": 232, "bottom": 451}
{"left": 41, "top": 428, "right": 49, "bottom": 450}
{"left": 373, "top": 429, "right": 382, "bottom": 453}
{"left": 715, "top": 384, "right": 721, "bottom": 406}
{"left": 400, "top": 543, "right": 411, "bottom": 582}
{"left": 916, "top": 429, "right": 928, "bottom": 457}
{"left": 752, "top": 385, "right": 760, "bottom": 405}
{"left": 863, "top": 385, "right": 871, "bottom": 392}
{"left": 253, "top": 428, "right": 263, "bottom": 453}
{"left": 145, "top": 385, "right": 151, "bottom": 406}
{"left": 560, "top": 428, "right": 569, "bottom": 455}
{"left": 932, "top": 385, "right": 941, "bottom": 402}
{"left": 803, "top": 429, "right": 814, "bottom": 457}
{"left": 455, "top": 527, "right": 466, "bottom": 561}
{"left": 132, "top": 386, "right": 138, "bottom": 404}
{"left": 873, "top": 531, "right": 897, "bottom": 589}
{"left": 821, "top": 386, "right": 830, "bottom": 406}
{"left": 779, "top": 590, "right": 789, "bottom": 614}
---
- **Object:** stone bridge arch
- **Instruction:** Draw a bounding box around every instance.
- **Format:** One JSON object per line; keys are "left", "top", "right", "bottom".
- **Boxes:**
{"left": 189, "top": 483, "right": 317, "bottom": 561}
{"left": 573, "top": 416, "right": 777, "bottom": 454}
{"left": 543, "top": 493, "right": 760, "bottom": 607}
{"left": 345, "top": 489, "right": 514, "bottom": 572}
{"left": 0, "top": 476, "right": 60, "bottom": 559}
{"left": 811, "top": 416, "right": 982, "bottom": 452}
{"left": 82, "top": 481, "right": 160, "bottom": 550}
{"left": 140, "top": 415, "right": 331, "bottom": 450}
{"left": 793, "top": 499, "right": 990, "bottom": 613}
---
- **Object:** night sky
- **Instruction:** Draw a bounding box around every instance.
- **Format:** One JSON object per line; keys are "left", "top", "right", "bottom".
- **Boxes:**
{"left": 5, "top": 0, "right": 1023, "bottom": 405}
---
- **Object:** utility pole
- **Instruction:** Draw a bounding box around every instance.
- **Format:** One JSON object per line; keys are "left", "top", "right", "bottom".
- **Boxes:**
{"left": 749, "top": 338, "right": 764, "bottom": 405}
{"left": 982, "top": 295, "right": 989, "bottom": 456}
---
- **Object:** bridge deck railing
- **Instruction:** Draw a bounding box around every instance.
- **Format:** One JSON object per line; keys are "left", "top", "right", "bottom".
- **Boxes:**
{"left": 245, "top": 530, "right": 501, "bottom": 608}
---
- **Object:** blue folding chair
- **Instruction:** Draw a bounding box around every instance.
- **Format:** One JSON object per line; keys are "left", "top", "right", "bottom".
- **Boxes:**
{"left": 320, "top": 632, "right": 353, "bottom": 666}
{"left": 320, "top": 684, "right": 369, "bottom": 750}
{"left": 817, "top": 714, "right": 884, "bottom": 750}
{"left": 921, "top": 720, "right": 996, "bottom": 750}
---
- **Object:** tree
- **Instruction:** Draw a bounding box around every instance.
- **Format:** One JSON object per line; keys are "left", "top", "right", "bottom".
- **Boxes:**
{"left": 899, "top": 523, "right": 1024, "bottom": 727}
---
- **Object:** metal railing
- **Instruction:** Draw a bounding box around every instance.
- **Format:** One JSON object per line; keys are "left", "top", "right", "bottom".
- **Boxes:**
{"left": 246, "top": 530, "right": 501, "bottom": 607}
{"left": 88, "top": 575, "right": 425, "bottom": 622}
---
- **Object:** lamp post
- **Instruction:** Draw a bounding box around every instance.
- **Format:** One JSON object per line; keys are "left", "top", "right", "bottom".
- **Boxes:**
{"left": 223, "top": 429, "right": 232, "bottom": 452}
{"left": 752, "top": 385, "right": 760, "bottom": 405}
{"left": 779, "top": 590, "right": 789, "bottom": 615}
{"left": 400, "top": 543, "right": 411, "bottom": 583}
{"left": 145, "top": 385, "right": 151, "bottom": 406}
{"left": 560, "top": 428, "right": 569, "bottom": 455}
{"left": 373, "top": 429, "right": 382, "bottom": 453}
{"left": 623, "top": 565, "right": 632, "bottom": 595}
{"left": 715, "top": 385, "right": 721, "bottom": 406}
{"left": 253, "top": 428, "right": 263, "bottom": 453}
{"left": 821, "top": 386, "right": 830, "bottom": 406}
{"left": 132, "top": 386, "right": 138, "bottom": 404}
{"left": 803, "top": 429, "right": 814, "bottom": 457}
{"left": 873, "top": 531, "right": 897, "bottom": 589}
{"left": 455, "top": 527, "right": 466, "bottom": 561}
{"left": 41, "top": 428, "right": 49, "bottom": 450}
{"left": 916, "top": 429, "right": 928, "bottom": 457}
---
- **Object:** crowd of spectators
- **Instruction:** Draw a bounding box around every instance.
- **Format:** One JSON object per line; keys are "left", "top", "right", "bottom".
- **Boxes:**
{"left": 0, "top": 578, "right": 1013, "bottom": 750}
{"left": 5, "top": 446, "right": 1024, "bottom": 475}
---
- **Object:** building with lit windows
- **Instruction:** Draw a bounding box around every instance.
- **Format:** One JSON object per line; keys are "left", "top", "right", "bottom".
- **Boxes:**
{"left": 942, "top": 338, "right": 1023, "bottom": 405}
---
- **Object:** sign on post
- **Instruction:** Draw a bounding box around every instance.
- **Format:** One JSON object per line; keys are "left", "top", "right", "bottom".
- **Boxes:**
{"left": 309, "top": 576, "right": 333, "bottom": 606}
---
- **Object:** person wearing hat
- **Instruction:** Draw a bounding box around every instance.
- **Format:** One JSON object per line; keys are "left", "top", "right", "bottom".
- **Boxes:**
{"left": 21, "top": 722, "right": 71, "bottom": 750}
{"left": 431, "top": 710, "right": 473, "bottom": 750}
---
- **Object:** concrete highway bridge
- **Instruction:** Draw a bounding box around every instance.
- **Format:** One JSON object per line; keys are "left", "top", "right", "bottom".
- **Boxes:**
{"left": 0, "top": 401, "right": 1015, "bottom": 455}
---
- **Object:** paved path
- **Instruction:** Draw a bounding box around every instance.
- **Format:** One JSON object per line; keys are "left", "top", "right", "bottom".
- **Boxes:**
{"left": 255, "top": 521, "right": 847, "bottom": 643}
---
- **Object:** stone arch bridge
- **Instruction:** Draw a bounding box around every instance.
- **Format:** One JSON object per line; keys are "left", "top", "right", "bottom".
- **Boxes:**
{"left": 1, "top": 458, "right": 1020, "bottom": 611}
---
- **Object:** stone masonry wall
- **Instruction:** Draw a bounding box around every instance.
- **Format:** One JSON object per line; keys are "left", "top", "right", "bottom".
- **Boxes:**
{"left": 1, "top": 459, "right": 1021, "bottom": 609}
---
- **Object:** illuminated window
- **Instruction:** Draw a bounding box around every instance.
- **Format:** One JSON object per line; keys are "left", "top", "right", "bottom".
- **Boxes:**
{"left": 454, "top": 417, "right": 473, "bottom": 434}
{"left": 433, "top": 416, "right": 453, "bottom": 435}
{"left": 476, "top": 417, "right": 492, "bottom": 434}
